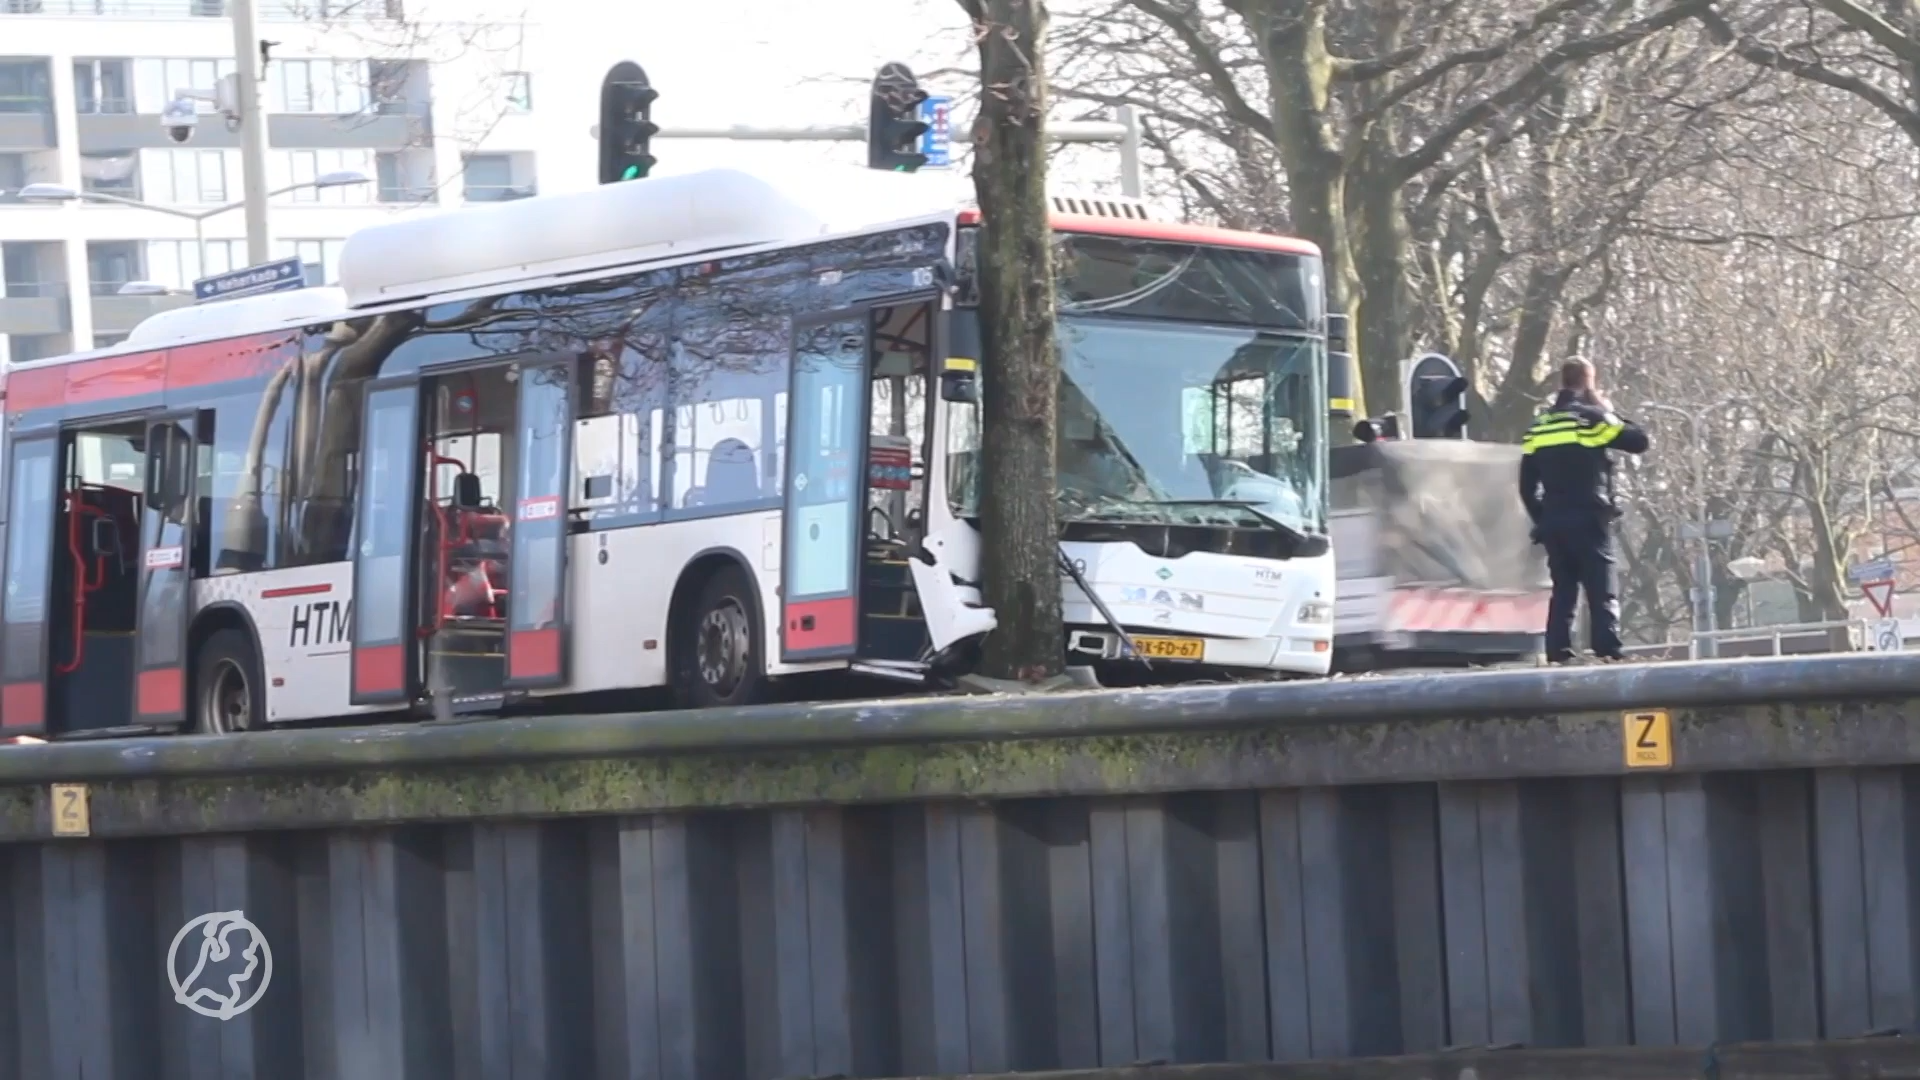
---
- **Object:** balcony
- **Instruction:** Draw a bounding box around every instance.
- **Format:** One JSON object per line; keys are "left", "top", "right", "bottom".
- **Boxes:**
{"left": 0, "top": 57, "right": 54, "bottom": 150}
{"left": 88, "top": 284, "right": 189, "bottom": 333}
{"left": 75, "top": 106, "right": 431, "bottom": 154}
{"left": 0, "top": 280, "right": 70, "bottom": 336}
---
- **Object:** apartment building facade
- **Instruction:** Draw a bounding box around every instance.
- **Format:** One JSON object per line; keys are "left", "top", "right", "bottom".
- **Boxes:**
{"left": 0, "top": 0, "right": 541, "bottom": 365}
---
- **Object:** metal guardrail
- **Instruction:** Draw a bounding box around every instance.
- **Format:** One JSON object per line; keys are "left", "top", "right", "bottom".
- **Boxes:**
{"left": 1686, "top": 618, "right": 1868, "bottom": 659}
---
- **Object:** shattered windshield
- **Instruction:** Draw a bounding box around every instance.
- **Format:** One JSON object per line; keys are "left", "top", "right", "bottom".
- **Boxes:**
{"left": 947, "top": 228, "right": 1329, "bottom": 537}
{"left": 949, "top": 318, "right": 1327, "bottom": 533}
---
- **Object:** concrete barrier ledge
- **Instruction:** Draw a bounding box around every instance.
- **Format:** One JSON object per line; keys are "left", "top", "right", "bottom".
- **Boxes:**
{"left": 0, "top": 690, "right": 1914, "bottom": 838}
{"left": 0, "top": 651, "right": 1916, "bottom": 786}
{"left": 886, "top": 1038, "right": 1920, "bottom": 1079}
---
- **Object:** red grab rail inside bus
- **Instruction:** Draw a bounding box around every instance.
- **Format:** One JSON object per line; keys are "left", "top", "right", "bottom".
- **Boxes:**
{"left": 56, "top": 485, "right": 117, "bottom": 675}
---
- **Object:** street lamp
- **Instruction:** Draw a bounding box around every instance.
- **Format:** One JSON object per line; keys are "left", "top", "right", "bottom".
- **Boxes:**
{"left": 1729, "top": 555, "right": 1767, "bottom": 628}
{"left": 1642, "top": 397, "right": 1748, "bottom": 657}
{"left": 17, "top": 170, "right": 370, "bottom": 277}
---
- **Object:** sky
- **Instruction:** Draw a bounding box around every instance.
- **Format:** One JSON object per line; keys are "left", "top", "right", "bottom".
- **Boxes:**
{"left": 505, "top": 0, "right": 1133, "bottom": 200}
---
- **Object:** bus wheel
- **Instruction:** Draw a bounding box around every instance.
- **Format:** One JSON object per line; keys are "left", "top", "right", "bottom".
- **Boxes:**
{"left": 193, "top": 628, "right": 265, "bottom": 734}
{"left": 673, "top": 565, "right": 768, "bottom": 710}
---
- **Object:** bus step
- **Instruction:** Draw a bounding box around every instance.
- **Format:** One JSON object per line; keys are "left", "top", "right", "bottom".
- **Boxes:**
{"left": 849, "top": 660, "right": 928, "bottom": 684}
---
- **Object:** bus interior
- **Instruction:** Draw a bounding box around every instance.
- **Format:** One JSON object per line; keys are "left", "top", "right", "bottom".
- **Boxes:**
{"left": 44, "top": 415, "right": 198, "bottom": 735}
{"left": 857, "top": 300, "right": 939, "bottom": 671}
{"left": 417, "top": 365, "right": 520, "bottom": 706}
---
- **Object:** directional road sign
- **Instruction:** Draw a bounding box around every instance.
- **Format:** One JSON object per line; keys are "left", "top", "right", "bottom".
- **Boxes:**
{"left": 194, "top": 256, "right": 306, "bottom": 305}
{"left": 1848, "top": 558, "right": 1896, "bottom": 585}
{"left": 919, "top": 95, "right": 952, "bottom": 168}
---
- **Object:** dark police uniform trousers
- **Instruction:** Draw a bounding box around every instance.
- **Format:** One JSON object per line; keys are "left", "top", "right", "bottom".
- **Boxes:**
{"left": 1537, "top": 513, "right": 1621, "bottom": 661}
{"left": 1520, "top": 406, "right": 1647, "bottom": 662}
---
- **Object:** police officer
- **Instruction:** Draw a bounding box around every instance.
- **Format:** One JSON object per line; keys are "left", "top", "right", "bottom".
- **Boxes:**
{"left": 1519, "top": 360, "right": 1650, "bottom": 663}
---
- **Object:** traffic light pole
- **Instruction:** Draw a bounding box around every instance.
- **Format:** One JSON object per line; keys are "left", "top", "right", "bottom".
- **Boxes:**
{"left": 646, "top": 106, "right": 1145, "bottom": 196}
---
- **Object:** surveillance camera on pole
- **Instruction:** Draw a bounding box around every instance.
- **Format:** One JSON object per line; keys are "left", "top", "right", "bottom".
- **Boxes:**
{"left": 598, "top": 60, "right": 658, "bottom": 185}
{"left": 868, "top": 61, "right": 930, "bottom": 172}
{"left": 1407, "top": 352, "right": 1470, "bottom": 439}
{"left": 161, "top": 96, "right": 199, "bottom": 144}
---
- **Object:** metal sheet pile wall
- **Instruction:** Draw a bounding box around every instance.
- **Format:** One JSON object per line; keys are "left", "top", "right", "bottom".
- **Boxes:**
{"left": 1, "top": 765, "right": 1917, "bottom": 1079}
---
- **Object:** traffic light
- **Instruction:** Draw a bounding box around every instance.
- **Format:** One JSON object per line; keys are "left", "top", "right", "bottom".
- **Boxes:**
{"left": 598, "top": 61, "right": 658, "bottom": 185}
{"left": 1407, "top": 352, "right": 1469, "bottom": 439}
{"left": 868, "top": 61, "right": 929, "bottom": 172}
{"left": 1326, "top": 312, "right": 1358, "bottom": 419}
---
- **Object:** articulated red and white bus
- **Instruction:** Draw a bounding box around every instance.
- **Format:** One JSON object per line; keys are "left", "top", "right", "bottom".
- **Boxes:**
{"left": 0, "top": 165, "right": 1337, "bottom": 738}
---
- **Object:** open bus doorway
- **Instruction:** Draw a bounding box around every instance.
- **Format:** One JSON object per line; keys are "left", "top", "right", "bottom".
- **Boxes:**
{"left": 418, "top": 366, "right": 518, "bottom": 709}
{"left": 348, "top": 356, "right": 574, "bottom": 716}
{"left": 11, "top": 414, "right": 201, "bottom": 737}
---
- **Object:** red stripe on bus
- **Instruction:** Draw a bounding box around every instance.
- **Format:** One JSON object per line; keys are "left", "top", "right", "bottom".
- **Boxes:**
{"left": 1, "top": 682, "right": 44, "bottom": 730}
{"left": 261, "top": 583, "right": 333, "bottom": 599}
{"left": 956, "top": 210, "right": 1322, "bottom": 258}
{"left": 785, "top": 597, "right": 857, "bottom": 652}
{"left": 137, "top": 668, "right": 184, "bottom": 717}
{"left": 354, "top": 645, "right": 406, "bottom": 695}
{"left": 5, "top": 331, "right": 301, "bottom": 414}
{"left": 508, "top": 628, "right": 561, "bottom": 681}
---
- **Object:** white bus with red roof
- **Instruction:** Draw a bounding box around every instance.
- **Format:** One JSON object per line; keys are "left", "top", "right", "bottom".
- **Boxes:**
{"left": 0, "top": 165, "right": 1338, "bottom": 738}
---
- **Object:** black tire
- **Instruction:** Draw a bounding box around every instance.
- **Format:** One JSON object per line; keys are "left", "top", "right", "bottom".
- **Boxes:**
{"left": 671, "top": 565, "right": 770, "bottom": 710}
{"left": 192, "top": 627, "right": 266, "bottom": 734}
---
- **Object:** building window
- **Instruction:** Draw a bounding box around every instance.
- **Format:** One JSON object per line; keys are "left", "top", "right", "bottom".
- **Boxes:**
{"left": 504, "top": 72, "right": 531, "bottom": 113}
{"left": 269, "top": 59, "right": 368, "bottom": 115}
{"left": 278, "top": 149, "right": 373, "bottom": 202}
{"left": 276, "top": 238, "right": 346, "bottom": 285}
{"left": 463, "top": 153, "right": 526, "bottom": 202}
{"left": 139, "top": 148, "right": 233, "bottom": 204}
{"left": 0, "top": 60, "right": 51, "bottom": 115}
{"left": 74, "top": 59, "right": 133, "bottom": 115}
{"left": 87, "top": 241, "right": 144, "bottom": 295}
{"left": 146, "top": 239, "right": 246, "bottom": 291}
{"left": 375, "top": 150, "right": 433, "bottom": 203}
{"left": 131, "top": 58, "right": 234, "bottom": 115}
{"left": 80, "top": 152, "right": 140, "bottom": 198}
{"left": 367, "top": 59, "right": 412, "bottom": 114}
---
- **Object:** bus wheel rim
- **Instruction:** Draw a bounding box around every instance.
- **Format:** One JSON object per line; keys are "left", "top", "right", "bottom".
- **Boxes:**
{"left": 698, "top": 599, "right": 750, "bottom": 697}
{"left": 203, "top": 658, "right": 250, "bottom": 733}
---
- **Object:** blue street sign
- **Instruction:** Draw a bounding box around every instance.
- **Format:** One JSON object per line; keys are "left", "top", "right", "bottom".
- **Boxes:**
{"left": 918, "top": 94, "right": 953, "bottom": 168}
{"left": 193, "top": 256, "right": 307, "bottom": 305}
{"left": 1849, "top": 558, "right": 1897, "bottom": 585}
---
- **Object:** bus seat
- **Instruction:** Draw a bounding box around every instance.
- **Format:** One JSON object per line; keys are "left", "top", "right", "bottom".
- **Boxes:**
{"left": 452, "top": 471, "right": 485, "bottom": 510}
{"left": 706, "top": 439, "right": 760, "bottom": 503}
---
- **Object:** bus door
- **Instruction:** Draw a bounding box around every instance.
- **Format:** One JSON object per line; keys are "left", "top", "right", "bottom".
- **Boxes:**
{"left": 129, "top": 413, "right": 201, "bottom": 728}
{"left": 856, "top": 298, "right": 942, "bottom": 668}
{"left": 349, "top": 380, "right": 423, "bottom": 707}
{"left": 0, "top": 431, "right": 58, "bottom": 735}
{"left": 502, "top": 359, "right": 573, "bottom": 690}
{"left": 406, "top": 359, "right": 572, "bottom": 710}
{"left": 780, "top": 314, "right": 873, "bottom": 661}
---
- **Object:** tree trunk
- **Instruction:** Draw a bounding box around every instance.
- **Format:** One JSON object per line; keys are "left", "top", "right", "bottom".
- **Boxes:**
{"left": 1350, "top": 141, "right": 1416, "bottom": 418}
{"left": 963, "top": 0, "right": 1066, "bottom": 683}
{"left": 1242, "top": 0, "right": 1363, "bottom": 412}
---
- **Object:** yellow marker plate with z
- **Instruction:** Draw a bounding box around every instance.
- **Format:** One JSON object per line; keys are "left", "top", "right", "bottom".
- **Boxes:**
{"left": 1623, "top": 710, "right": 1672, "bottom": 769}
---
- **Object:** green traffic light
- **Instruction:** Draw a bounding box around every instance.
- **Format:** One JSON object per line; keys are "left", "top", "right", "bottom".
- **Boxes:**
{"left": 622, "top": 164, "right": 642, "bottom": 180}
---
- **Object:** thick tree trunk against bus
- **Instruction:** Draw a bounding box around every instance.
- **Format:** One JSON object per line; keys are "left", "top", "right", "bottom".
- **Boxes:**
{"left": 960, "top": 0, "right": 1066, "bottom": 683}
